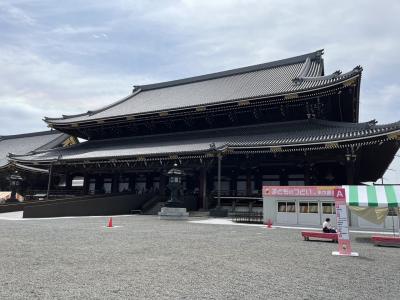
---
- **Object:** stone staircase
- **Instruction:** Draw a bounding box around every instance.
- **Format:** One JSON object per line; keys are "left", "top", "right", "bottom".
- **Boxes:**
{"left": 144, "top": 201, "right": 165, "bottom": 215}
{"left": 141, "top": 194, "right": 166, "bottom": 215}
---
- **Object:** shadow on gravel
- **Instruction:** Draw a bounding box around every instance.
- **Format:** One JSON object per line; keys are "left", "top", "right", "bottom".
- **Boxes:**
{"left": 302, "top": 240, "right": 337, "bottom": 244}
{"left": 355, "top": 237, "right": 374, "bottom": 244}
{"left": 356, "top": 256, "right": 375, "bottom": 262}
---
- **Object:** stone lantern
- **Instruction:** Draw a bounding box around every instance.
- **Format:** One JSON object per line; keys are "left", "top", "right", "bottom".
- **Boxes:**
{"left": 8, "top": 171, "right": 23, "bottom": 202}
{"left": 165, "top": 163, "right": 185, "bottom": 207}
{"left": 158, "top": 163, "right": 189, "bottom": 220}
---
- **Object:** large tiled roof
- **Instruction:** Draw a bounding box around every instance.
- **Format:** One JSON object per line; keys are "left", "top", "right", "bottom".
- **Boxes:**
{"left": 0, "top": 131, "right": 69, "bottom": 168}
{"left": 11, "top": 120, "right": 400, "bottom": 163}
{"left": 45, "top": 50, "right": 362, "bottom": 125}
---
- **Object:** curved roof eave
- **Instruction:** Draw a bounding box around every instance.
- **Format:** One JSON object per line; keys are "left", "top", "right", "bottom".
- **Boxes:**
{"left": 44, "top": 89, "right": 142, "bottom": 123}
{"left": 9, "top": 119, "right": 400, "bottom": 165}
{"left": 44, "top": 50, "right": 327, "bottom": 125}
{"left": 45, "top": 69, "right": 361, "bottom": 127}
{"left": 10, "top": 131, "right": 398, "bottom": 165}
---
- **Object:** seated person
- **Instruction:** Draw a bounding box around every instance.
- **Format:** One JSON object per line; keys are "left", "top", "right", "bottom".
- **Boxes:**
{"left": 322, "top": 218, "right": 337, "bottom": 233}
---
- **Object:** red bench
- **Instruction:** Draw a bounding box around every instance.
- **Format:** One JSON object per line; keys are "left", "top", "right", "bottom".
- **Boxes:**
{"left": 371, "top": 236, "right": 400, "bottom": 247}
{"left": 301, "top": 231, "right": 338, "bottom": 242}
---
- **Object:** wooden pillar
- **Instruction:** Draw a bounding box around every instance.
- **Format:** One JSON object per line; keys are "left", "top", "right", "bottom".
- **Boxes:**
{"left": 246, "top": 168, "right": 251, "bottom": 196}
{"left": 200, "top": 167, "right": 208, "bottom": 209}
{"left": 95, "top": 174, "right": 103, "bottom": 194}
{"left": 217, "top": 154, "right": 222, "bottom": 208}
{"left": 230, "top": 172, "right": 237, "bottom": 196}
{"left": 186, "top": 172, "right": 194, "bottom": 192}
{"left": 280, "top": 169, "right": 288, "bottom": 186}
{"left": 304, "top": 163, "right": 312, "bottom": 185}
{"left": 65, "top": 173, "right": 72, "bottom": 190}
{"left": 112, "top": 173, "right": 119, "bottom": 193}
{"left": 346, "top": 162, "right": 355, "bottom": 184}
{"left": 83, "top": 173, "right": 90, "bottom": 195}
{"left": 146, "top": 173, "right": 153, "bottom": 192}
{"left": 46, "top": 164, "right": 53, "bottom": 200}
{"left": 345, "top": 152, "right": 356, "bottom": 184}
{"left": 254, "top": 170, "right": 262, "bottom": 196}
{"left": 160, "top": 172, "right": 167, "bottom": 196}
{"left": 129, "top": 174, "right": 136, "bottom": 193}
{"left": 345, "top": 152, "right": 357, "bottom": 227}
{"left": 206, "top": 166, "right": 213, "bottom": 205}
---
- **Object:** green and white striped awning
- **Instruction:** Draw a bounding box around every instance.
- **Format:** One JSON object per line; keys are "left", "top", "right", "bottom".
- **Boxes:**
{"left": 343, "top": 185, "right": 400, "bottom": 208}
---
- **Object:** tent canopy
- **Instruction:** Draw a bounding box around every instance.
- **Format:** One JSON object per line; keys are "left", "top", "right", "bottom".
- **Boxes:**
{"left": 342, "top": 185, "right": 399, "bottom": 225}
{"left": 343, "top": 185, "right": 400, "bottom": 208}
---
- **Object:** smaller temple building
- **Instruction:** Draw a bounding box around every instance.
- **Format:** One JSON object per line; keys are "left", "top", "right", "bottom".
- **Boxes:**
{"left": 0, "top": 130, "right": 77, "bottom": 199}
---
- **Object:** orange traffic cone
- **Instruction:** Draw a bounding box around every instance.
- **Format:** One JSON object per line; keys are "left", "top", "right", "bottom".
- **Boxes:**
{"left": 265, "top": 219, "right": 272, "bottom": 229}
{"left": 107, "top": 217, "right": 113, "bottom": 228}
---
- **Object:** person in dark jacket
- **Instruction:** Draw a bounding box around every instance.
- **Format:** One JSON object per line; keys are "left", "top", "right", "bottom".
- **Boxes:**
{"left": 322, "top": 218, "right": 337, "bottom": 233}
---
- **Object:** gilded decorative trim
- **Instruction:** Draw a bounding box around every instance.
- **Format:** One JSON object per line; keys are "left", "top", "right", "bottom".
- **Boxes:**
{"left": 284, "top": 93, "right": 299, "bottom": 100}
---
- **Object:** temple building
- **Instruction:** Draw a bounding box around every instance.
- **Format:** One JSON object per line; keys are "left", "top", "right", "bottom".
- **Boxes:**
{"left": 0, "top": 130, "right": 76, "bottom": 197}
{"left": 7, "top": 50, "right": 400, "bottom": 214}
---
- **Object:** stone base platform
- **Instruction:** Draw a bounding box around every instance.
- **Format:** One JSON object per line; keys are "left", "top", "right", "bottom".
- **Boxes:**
{"left": 158, "top": 207, "right": 189, "bottom": 220}
{"left": 209, "top": 207, "right": 228, "bottom": 217}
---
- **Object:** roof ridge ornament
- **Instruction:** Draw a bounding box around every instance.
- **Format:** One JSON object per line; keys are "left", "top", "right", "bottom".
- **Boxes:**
{"left": 333, "top": 70, "right": 342, "bottom": 76}
{"left": 367, "top": 119, "right": 378, "bottom": 128}
{"left": 298, "top": 57, "right": 312, "bottom": 78}
{"left": 292, "top": 57, "right": 312, "bottom": 85}
{"left": 293, "top": 67, "right": 362, "bottom": 85}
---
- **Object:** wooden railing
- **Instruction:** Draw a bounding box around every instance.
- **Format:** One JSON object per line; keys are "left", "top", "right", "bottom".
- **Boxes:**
{"left": 232, "top": 212, "right": 263, "bottom": 224}
{"left": 211, "top": 189, "right": 262, "bottom": 197}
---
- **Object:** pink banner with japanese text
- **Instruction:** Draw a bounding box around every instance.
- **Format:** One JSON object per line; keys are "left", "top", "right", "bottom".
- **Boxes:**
{"left": 334, "top": 188, "right": 353, "bottom": 255}
{"left": 263, "top": 186, "right": 338, "bottom": 198}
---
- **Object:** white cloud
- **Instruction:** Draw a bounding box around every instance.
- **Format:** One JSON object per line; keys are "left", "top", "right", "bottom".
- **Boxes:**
{"left": 378, "top": 151, "right": 400, "bottom": 185}
{"left": 0, "top": 46, "right": 156, "bottom": 134}
{"left": 360, "top": 84, "right": 400, "bottom": 123}
{"left": 0, "top": 2, "right": 36, "bottom": 25}
{"left": 91, "top": 33, "right": 108, "bottom": 39}
{"left": 0, "top": 1, "right": 399, "bottom": 183}
{"left": 1, "top": 1, "right": 399, "bottom": 123}
{"left": 51, "top": 25, "right": 109, "bottom": 35}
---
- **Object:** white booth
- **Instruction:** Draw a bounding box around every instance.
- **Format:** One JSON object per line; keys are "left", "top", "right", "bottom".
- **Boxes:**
{"left": 263, "top": 186, "right": 337, "bottom": 226}
{"left": 262, "top": 185, "right": 399, "bottom": 230}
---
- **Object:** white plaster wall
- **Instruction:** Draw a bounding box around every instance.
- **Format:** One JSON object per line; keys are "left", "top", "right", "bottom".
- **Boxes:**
{"left": 276, "top": 212, "right": 297, "bottom": 225}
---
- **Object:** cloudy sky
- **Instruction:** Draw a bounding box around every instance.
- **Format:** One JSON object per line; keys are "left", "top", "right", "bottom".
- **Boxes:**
{"left": 0, "top": 0, "right": 399, "bottom": 182}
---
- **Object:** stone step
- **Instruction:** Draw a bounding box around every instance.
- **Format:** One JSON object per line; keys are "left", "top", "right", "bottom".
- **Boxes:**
{"left": 189, "top": 211, "right": 210, "bottom": 217}
{"left": 159, "top": 207, "right": 189, "bottom": 220}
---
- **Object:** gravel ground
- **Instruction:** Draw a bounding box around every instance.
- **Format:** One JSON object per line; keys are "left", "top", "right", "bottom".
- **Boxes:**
{"left": 0, "top": 215, "right": 399, "bottom": 300}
